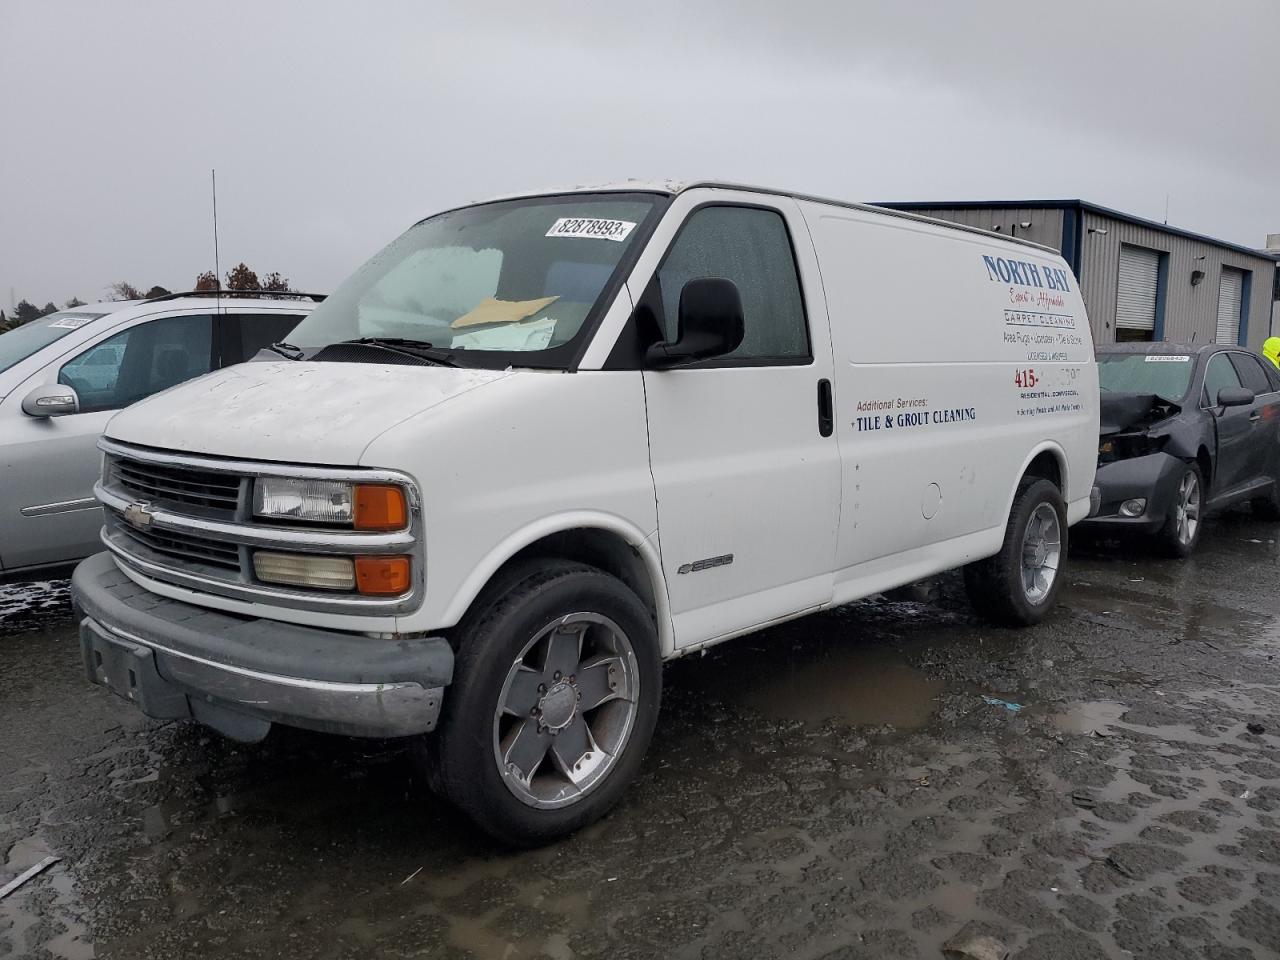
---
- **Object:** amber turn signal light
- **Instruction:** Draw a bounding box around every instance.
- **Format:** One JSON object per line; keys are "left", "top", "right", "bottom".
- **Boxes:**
{"left": 353, "top": 484, "right": 408, "bottom": 531}
{"left": 354, "top": 555, "right": 411, "bottom": 595}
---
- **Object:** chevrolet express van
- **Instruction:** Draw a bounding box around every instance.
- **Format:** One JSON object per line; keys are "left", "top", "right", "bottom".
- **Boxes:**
{"left": 71, "top": 182, "right": 1098, "bottom": 844}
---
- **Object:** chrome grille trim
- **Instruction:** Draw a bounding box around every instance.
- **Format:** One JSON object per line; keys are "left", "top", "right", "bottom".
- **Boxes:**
{"left": 97, "top": 483, "right": 415, "bottom": 552}
{"left": 104, "top": 511, "right": 242, "bottom": 573}
{"left": 95, "top": 438, "right": 423, "bottom": 616}
{"left": 110, "top": 458, "right": 242, "bottom": 515}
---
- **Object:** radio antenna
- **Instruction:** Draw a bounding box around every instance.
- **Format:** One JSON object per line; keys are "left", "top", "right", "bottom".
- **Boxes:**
{"left": 211, "top": 169, "right": 222, "bottom": 311}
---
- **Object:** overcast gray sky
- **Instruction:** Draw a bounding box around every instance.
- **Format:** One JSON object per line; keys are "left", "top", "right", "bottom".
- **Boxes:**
{"left": 2, "top": 0, "right": 1277, "bottom": 308}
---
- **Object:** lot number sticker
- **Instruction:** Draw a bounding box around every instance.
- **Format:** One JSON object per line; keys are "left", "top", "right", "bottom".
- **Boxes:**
{"left": 545, "top": 217, "right": 636, "bottom": 242}
{"left": 1145, "top": 355, "right": 1191, "bottom": 363}
{"left": 48, "top": 317, "right": 93, "bottom": 330}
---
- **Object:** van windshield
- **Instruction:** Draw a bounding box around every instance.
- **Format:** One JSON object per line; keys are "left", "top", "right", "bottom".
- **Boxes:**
{"left": 1097, "top": 352, "right": 1194, "bottom": 403}
{"left": 289, "top": 193, "right": 662, "bottom": 368}
{"left": 0, "top": 311, "right": 108, "bottom": 375}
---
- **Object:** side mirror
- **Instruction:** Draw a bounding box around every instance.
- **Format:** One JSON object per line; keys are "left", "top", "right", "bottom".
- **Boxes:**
{"left": 645, "top": 277, "right": 745, "bottom": 368}
{"left": 22, "top": 383, "right": 80, "bottom": 418}
{"left": 1217, "top": 386, "right": 1254, "bottom": 408}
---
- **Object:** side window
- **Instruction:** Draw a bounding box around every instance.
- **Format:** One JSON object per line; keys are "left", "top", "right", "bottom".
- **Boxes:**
{"left": 1265, "top": 360, "right": 1280, "bottom": 393}
{"left": 226, "top": 313, "right": 307, "bottom": 364}
{"left": 1229, "top": 353, "right": 1272, "bottom": 395}
{"left": 59, "top": 314, "right": 213, "bottom": 414}
{"left": 656, "top": 206, "right": 809, "bottom": 363}
{"left": 1202, "top": 353, "right": 1242, "bottom": 406}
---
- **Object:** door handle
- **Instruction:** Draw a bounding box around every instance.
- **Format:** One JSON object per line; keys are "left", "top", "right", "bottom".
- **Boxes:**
{"left": 817, "top": 379, "right": 834, "bottom": 437}
{"left": 1251, "top": 412, "right": 1262, "bottom": 422}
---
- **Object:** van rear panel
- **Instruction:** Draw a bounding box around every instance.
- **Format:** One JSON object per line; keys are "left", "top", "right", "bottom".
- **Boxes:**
{"left": 799, "top": 201, "right": 1098, "bottom": 579}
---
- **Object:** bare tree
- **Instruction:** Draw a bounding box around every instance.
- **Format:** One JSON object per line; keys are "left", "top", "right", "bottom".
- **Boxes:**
{"left": 260, "top": 271, "right": 291, "bottom": 293}
{"left": 109, "top": 281, "right": 143, "bottom": 301}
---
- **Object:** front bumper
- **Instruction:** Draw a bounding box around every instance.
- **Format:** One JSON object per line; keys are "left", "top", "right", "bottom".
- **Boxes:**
{"left": 1078, "top": 452, "right": 1187, "bottom": 535}
{"left": 71, "top": 552, "right": 452, "bottom": 742}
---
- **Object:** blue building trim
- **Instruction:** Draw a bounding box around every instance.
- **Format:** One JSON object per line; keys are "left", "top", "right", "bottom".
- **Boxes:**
{"left": 1154, "top": 253, "right": 1170, "bottom": 341}
{"left": 1060, "top": 206, "right": 1082, "bottom": 278}
{"left": 1239, "top": 270, "right": 1253, "bottom": 346}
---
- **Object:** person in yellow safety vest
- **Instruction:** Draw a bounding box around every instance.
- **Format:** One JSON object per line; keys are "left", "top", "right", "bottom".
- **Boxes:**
{"left": 1264, "top": 337, "right": 1280, "bottom": 370}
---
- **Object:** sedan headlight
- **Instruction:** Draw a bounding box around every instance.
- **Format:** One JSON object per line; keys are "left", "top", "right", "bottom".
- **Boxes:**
{"left": 253, "top": 478, "right": 408, "bottom": 530}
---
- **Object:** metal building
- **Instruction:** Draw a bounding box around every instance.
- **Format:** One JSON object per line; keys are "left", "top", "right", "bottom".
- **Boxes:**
{"left": 883, "top": 200, "right": 1279, "bottom": 351}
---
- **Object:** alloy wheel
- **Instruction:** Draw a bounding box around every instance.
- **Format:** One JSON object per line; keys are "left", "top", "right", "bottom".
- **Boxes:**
{"left": 492, "top": 612, "right": 640, "bottom": 809}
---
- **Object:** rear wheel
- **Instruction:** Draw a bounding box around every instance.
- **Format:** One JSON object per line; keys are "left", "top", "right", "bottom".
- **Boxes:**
{"left": 1157, "top": 464, "right": 1203, "bottom": 557}
{"left": 964, "top": 477, "right": 1067, "bottom": 626}
{"left": 431, "top": 561, "right": 661, "bottom": 847}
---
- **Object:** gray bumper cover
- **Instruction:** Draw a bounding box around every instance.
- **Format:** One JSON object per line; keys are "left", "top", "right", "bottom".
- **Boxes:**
{"left": 71, "top": 552, "right": 452, "bottom": 742}
{"left": 1078, "top": 452, "right": 1187, "bottom": 535}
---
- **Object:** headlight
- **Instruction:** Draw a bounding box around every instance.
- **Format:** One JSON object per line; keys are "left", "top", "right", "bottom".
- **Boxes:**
{"left": 253, "top": 478, "right": 407, "bottom": 530}
{"left": 254, "top": 478, "right": 353, "bottom": 524}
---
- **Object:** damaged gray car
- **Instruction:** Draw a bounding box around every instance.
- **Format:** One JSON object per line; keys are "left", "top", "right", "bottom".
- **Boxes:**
{"left": 1081, "top": 342, "right": 1280, "bottom": 556}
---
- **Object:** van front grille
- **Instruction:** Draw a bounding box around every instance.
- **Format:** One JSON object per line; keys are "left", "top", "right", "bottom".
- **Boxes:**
{"left": 105, "top": 510, "right": 242, "bottom": 573}
{"left": 109, "top": 455, "right": 242, "bottom": 516}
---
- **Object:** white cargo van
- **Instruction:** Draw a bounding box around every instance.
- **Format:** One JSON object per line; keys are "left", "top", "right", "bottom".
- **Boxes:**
{"left": 71, "top": 182, "right": 1098, "bottom": 844}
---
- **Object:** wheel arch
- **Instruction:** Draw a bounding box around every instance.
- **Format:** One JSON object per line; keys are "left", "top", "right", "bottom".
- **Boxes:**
{"left": 1195, "top": 446, "right": 1213, "bottom": 493}
{"left": 440, "top": 513, "right": 674, "bottom": 657}
{"left": 1007, "top": 442, "right": 1068, "bottom": 510}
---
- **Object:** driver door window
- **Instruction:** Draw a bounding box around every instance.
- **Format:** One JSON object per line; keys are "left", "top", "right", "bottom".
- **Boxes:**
{"left": 656, "top": 206, "right": 810, "bottom": 364}
{"left": 59, "top": 314, "right": 214, "bottom": 414}
{"left": 1202, "top": 353, "right": 1242, "bottom": 407}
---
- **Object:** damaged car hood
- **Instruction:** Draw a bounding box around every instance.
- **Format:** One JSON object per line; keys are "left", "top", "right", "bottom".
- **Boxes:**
{"left": 104, "top": 361, "right": 510, "bottom": 465}
{"left": 1099, "top": 392, "right": 1181, "bottom": 436}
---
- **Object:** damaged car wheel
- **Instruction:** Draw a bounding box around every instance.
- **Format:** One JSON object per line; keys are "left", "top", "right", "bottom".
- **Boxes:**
{"left": 1158, "top": 463, "right": 1203, "bottom": 557}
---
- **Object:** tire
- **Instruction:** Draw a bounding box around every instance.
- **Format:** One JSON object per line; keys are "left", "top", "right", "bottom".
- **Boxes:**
{"left": 431, "top": 560, "right": 661, "bottom": 847}
{"left": 1157, "top": 463, "right": 1204, "bottom": 558}
{"left": 964, "top": 477, "right": 1067, "bottom": 627}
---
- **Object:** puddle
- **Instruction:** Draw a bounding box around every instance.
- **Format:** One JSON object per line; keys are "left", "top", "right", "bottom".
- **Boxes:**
{"left": 1, "top": 834, "right": 94, "bottom": 959}
{"left": 682, "top": 631, "right": 947, "bottom": 730}
{"left": 739, "top": 653, "right": 944, "bottom": 728}
{"left": 1052, "top": 699, "right": 1128, "bottom": 736}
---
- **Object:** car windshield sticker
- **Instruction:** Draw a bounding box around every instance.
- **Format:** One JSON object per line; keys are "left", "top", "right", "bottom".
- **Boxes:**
{"left": 1145, "top": 355, "right": 1191, "bottom": 363}
{"left": 47, "top": 317, "right": 93, "bottom": 330}
{"left": 545, "top": 217, "right": 636, "bottom": 242}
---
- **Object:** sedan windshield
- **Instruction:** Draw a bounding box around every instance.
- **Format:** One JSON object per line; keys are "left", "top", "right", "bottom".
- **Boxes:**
{"left": 288, "top": 193, "right": 661, "bottom": 367}
{"left": 1097, "top": 352, "right": 1194, "bottom": 403}
{"left": 0, "top": 311, "right": 108, "bottom": 375}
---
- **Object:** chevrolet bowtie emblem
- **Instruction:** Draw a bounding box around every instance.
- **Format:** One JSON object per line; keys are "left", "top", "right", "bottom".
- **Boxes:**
{"left": 122, "top": 502, "right": 155, "bottom": 530}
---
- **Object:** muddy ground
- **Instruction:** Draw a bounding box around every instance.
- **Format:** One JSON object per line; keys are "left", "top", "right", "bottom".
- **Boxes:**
{"left": 2, "top": 515, "right": 1280, "bottom": 960}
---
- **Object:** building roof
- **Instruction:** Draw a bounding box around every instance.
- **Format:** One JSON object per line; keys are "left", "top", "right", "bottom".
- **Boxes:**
{"left": 879, "top": 199, "right": 1275, "bottom": 263}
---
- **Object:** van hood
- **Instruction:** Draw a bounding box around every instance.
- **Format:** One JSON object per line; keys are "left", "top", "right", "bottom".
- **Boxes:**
{"left": 104, "top": 361, "right": 511, "bottom": 465}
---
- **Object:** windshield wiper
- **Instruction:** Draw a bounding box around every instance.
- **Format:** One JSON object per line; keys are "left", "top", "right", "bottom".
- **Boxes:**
{"left": 267, "top": 341, "right": 305, "bottom": 360}
{"left": 334, "top": 337, "right": 460, "bottom": 367}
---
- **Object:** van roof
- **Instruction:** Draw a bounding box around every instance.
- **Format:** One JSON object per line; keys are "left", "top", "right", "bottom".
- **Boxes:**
{"left": 475, "top": 180, "right": 1058, "bottom": 255}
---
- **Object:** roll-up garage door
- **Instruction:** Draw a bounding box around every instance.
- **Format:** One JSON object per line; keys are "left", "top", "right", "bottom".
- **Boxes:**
{"left": 1216, "top": 268, "right": 1243, "bottom": 345}
{"left": 1116, "top": 245, "right": 1160, "bottom": 334}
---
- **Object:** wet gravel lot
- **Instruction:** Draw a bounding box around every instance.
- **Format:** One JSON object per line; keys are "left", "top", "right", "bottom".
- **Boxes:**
{"left": 3, "top": 515, "right": 1280, "bottom": 960}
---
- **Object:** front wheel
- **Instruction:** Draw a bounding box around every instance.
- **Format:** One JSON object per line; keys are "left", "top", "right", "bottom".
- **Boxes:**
{"left": 964, "top": 477, "right": 1067, "bottom": 626}
{"left": 1157, "top": 463, "right": 1203, "bottom": 557}
{"left": 431, "top": 561, "right": 661, "bottom": 846}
